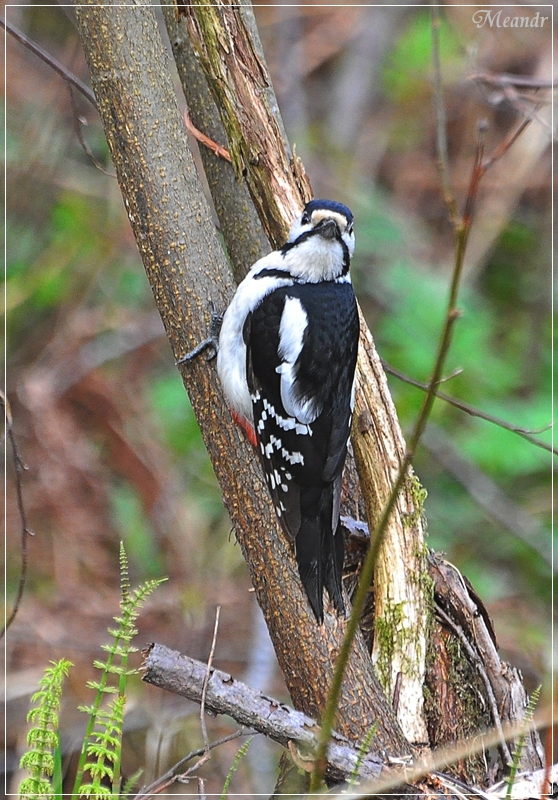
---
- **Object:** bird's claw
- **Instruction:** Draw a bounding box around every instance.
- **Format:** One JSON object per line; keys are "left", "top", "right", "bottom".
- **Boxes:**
{"left": 176, "top": 301, "right": 224, "bottom": 365}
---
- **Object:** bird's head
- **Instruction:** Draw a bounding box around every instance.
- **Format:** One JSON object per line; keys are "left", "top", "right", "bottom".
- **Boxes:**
{"left": 288, "top": 200, "right": 354, "bottom": 254}
{"left": 282, "top": 200, "right": 355, "bottom": 282}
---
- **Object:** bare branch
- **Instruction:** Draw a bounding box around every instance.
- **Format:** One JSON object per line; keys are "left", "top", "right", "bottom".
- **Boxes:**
{"left": 382, "top": 361, "right": 555, "bottom": 456}
{"left": 469, "top": 72, "right": 557, "bottom": 90}
{"left": 141, "top": 642, "right": 390, "bottom": 786}
{"left": 1, "top": 15, "right": 97, "bottom": 108}
{"left": 482, "top": 113, "right": 536, "bottom": 173}
{"left": 183, "top": 109, "right": 231, "bottom": 163}
{"left": 68, "top": 85, "right": 115, "bottom": 176}
{"left": 1, "top": 392, "right": 34, "bottom": 638}
{"left": 141, "top": 643, "right": 550, "bottom": 799}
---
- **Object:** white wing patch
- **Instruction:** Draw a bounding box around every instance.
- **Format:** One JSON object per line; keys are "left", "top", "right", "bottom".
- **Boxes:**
{"left": 276, "top": 297, "right": 319, "bottom": 424}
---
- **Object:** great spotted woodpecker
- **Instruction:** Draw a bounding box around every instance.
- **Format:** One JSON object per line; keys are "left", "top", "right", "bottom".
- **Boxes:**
{"left": 216, "top": 199, "right": 359, "bottom": 623}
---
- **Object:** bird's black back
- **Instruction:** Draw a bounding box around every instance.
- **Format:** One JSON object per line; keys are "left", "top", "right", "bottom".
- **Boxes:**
{"left": 245, "top": 280, "right": 359, "bottom": 621}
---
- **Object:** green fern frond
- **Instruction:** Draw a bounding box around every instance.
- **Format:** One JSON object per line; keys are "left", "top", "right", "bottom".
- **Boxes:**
{"left": 348, "top": 722, "right": 378, "bottom": 787}
{"left": 119, "top": 541, "right": 131, "bottom": 605}
{"left": 80, "top": 695, "right": 124, "bottom": 796}
{"left": 19, "top": 776, "right": 53, "bottom": 799}
{"left": 120, "top": 767, "right": 143, "bottom": 797}
{"left": 220, "top": 738, "right": 253, "bottom": 800}
{"left": 505, "top": 685, "right": 541, "bottom": 800}
{"left": 18, "top": 659, "right": 72, "bottom": 800}
{"left": 78, "top": 784, "right": 112, "bottom": 797}
{"left": 72, "top": 544, "right": 166, "bottom": 798}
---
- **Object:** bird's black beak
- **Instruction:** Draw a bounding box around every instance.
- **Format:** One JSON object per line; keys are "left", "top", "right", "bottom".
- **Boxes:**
{"left": 317, "top": 218, "right": 339, "bottom": 240}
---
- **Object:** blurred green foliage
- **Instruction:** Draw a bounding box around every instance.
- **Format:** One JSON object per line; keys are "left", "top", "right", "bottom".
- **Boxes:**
{"left": 382, "top": 10, "right": 463, "bottom": 103}
{"left": 352, "top": 170, "right": 551, "bottom": 612}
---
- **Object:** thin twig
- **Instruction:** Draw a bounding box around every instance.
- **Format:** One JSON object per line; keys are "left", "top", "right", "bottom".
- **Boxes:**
{"left": 461, "top": 120, "right": 487, "bottom": 248}
{"left": 1, "top": 15, "right": 97, "bottom": 109}
{"left": 132, "top": 730, "right": 246, "bottom": 800}
{"left": 435, "top": 603, "right": 511, "bottom": 765}
{"left": 184, "top": 109, "right": 232, "bottom": 162}
{"left": 68, "top": 86, "right": 115, "bottom": 177}
{"left": 423, "top": 425, "right": 552, "bottom": 567}
{"left": 382, "top": 361, "right": 556, "bottom": 456}
{"left": 1, "top": 392, "right": 34, "bottom": 638}
{"left": 200, "top": 605, "right": 221, "bottom": 756}
{"left": 431, "top": 1, "right": 459, "bottom": 226}
{"left": 482, "top": 111, "right": 537, "bottom": 172}
{"left": 469, "top": 71, "right": 557, "bottom": 90}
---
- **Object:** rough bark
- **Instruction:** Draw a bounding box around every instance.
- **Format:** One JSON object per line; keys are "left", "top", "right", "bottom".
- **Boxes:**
{"left": 73, "top": 0, "right": 410, "bottom": 757}
{"left": 428, "top": 554, "right": 544, "bottom": 777}
{"left": 161, "top": 3, "right": 270, "bottom": 283}
{"left": 353, "top": 312, "right": 430, "bottom": 744}
{"left": 178, "top": 0, "right": 313, "bottom": 246}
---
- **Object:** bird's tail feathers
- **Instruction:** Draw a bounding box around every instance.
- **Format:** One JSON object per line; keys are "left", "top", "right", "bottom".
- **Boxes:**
{"left": 296, "top": 484, "right": 345, "bottom": 623}
{"left": 322, "top": 518, "right": 345, "bottom": 616}
{"left": 295, "top": 516, "right": 324, "bottom": 623}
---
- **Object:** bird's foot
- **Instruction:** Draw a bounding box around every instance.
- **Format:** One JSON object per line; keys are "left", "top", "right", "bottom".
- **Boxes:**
{"left": 177, "top": 302, "right": 223, "bottom": 364}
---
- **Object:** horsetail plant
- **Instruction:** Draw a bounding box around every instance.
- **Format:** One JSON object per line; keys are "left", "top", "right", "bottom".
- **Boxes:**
{"left": 73, "top": 543, "right": 166, "bottom": 797}
{"left": 347, "top": 722, "right": 378, "bottom": 788}
{"left": 18, "top": 544, "right": 165, "bottom": 799}
{"left": 19, "top": 658, "right": 73, "bottom": 799}
{"left": 505, "top": 685, "right": 541, "bottom": 800}
{"left": 219, "top": 737, "right": 253, "bottom": 800}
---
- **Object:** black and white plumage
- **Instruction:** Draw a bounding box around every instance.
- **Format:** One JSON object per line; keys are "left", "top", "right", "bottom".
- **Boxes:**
{"left": 217, "top": 199, "right": 359, "bottom": 623}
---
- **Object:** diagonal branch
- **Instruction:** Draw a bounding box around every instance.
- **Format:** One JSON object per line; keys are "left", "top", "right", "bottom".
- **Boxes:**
{"left": 1, "top": 392, "right": 34, "bottom": 638}
{"left": 382, "top": 362, "right": 555, "bottom": 455}
{"left": 1, "top": 15, "right": 97, "bottom": 108}
{"left": 141, "top": 642, "right": 390, "bottom": 786}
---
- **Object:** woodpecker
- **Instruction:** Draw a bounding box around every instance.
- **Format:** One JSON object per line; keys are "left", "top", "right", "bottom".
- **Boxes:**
{"left": 216, "top": 199, "right": 359, "bottom": 623}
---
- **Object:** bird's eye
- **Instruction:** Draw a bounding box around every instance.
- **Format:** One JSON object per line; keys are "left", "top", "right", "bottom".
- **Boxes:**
{"left": 301, "top": 212, "right": 310, "bottom": 225}
{"left": 347, "top": 223, "right": 353, "bottom": 234}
